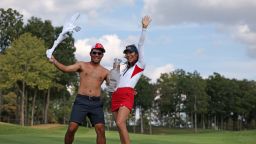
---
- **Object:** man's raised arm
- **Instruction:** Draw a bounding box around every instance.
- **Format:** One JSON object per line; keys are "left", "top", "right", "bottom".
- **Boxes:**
{"left": 50, "top": 56, "right": 81, "bottom": 72}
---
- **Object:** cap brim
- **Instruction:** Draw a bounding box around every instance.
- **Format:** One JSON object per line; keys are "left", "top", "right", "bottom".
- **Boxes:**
{"left": 123, "top": 49, "right": 134, "bottom": 54}
{"left": 92, "top": 48, "right": 105, "bottom": 53}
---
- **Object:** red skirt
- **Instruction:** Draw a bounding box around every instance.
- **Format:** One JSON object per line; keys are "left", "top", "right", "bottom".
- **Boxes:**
{"left": 111, "top": 87, "right": 135, "bottom": 112}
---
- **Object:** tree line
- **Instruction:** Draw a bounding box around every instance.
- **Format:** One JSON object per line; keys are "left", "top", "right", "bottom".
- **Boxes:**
{"left": 0, "top": 8, "right": 77, "bottom": 126}
{"left": 0, "top": 8, "right": 256, "bottom": 133}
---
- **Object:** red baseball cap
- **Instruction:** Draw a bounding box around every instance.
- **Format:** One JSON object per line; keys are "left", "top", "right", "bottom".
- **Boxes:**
{"left": 91, "top": 43, "right": 105, "bottom": 53}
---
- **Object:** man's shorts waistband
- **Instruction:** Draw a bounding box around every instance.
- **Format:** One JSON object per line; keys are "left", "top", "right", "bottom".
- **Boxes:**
{"left": 77, "top": 94, "right": 101, "bottom": 101}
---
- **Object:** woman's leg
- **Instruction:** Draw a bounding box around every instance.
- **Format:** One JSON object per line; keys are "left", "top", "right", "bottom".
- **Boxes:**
{"left": 114, "top": 106, "right": 131, "bottom": 144}
{"left": 113, "top": 111, "right": 125, "bottom": 144}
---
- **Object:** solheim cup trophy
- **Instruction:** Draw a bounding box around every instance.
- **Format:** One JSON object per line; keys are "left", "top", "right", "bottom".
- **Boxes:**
{"left": 46, "top": 13, "right": 81, "bottom": 59}
{"left": 107, "top": 58, "right": 122, "bottom": 93}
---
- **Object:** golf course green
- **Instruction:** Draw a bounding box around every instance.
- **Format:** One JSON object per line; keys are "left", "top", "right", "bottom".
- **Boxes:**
{"left": 0, "top": 122, "right": 255, "bottom": 144}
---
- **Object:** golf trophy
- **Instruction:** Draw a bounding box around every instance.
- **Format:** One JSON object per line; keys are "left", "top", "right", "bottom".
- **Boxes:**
{"left": 107, "top": 58, "right": 122, "bottom": 93}
{"left": 46, "top": 13, "right": 81, "bottom": 59}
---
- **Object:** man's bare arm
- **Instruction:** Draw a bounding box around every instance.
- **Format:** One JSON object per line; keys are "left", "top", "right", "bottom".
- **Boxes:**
{"left": 50, "top": 56, "right": 81, "bottom": 72}
{"left": 106, "top": 71, "right": 110, "bottom": 86}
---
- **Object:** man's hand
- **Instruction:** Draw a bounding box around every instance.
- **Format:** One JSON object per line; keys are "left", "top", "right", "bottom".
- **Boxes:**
{"left": 49, "top": 56, "right": 56, "bottom": 64}
{"left": 142, "top": 15, "right": 152, "bottom": 29}
{"left": 134, "top": 89, "right": 138, "bottom": 96}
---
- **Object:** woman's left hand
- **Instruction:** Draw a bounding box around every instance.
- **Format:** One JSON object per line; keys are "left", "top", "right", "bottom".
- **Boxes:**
{"left": 142, "top": 15, "right": 152, "bottom": 29}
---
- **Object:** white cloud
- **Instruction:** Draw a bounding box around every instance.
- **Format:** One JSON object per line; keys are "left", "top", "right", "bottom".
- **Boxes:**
{"left": 143, "top": 0, "right": 256, "bottom": 26}
{"left": 74, "top": 34, "right": 124, "bottom": 67}
{"left": 233, "top": 25, "right": 256, "bottom": 45}
{"left": 43, "top": 0, "right": 56, "bottom": 12}
{"left": 230, "top": 24, "right": 256, "bottom": 58}
{"left": 144, "top": 64, "right": 175, "bottom": 83}
{"left": 74, "top": 39, "right": 91, "bottom": 61}
{"left": 1, "top": 0, "right": 135, "bottom": 25}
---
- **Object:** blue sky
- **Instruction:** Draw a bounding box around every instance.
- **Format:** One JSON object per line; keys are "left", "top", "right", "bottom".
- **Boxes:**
{"left": 2, "top": 0, "right": 256, "bottom": 83}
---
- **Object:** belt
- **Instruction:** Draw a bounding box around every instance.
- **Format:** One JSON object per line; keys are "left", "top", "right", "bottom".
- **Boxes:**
{"left": 77, "top": 94, "right": 101, "bottom": 101}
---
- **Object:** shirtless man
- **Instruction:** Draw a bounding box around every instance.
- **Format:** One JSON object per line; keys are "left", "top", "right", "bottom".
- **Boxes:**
{"left": 50, "top": 43, "right": 109, "bottom": 144}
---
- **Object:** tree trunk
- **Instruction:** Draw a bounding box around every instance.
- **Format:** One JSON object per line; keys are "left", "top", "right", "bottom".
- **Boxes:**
{"left": 221, "top": 115, "right": 224, "bottom": 130}
{"left": 149, "top": 109, "right": 152, "bottom": 134}
{"left": 63, "top": 92, "right": 66, "bottom": 124}
{"left": 0, "top": 90, "right": 2, "bottom": 121}
{"left": 214, "top": 115, "right": 217, "bottom": 130}
{"left": 20, "top": 80, "right": 25, "bottom": 126}
{"left": 16, "top": 91, "right": 20, "bottom": 124}
{"left": 140, "top": 107, "right": 144, "bottom": 134}
{"left": 168, "top": 112, "right": 172, "bottom": 128}
{"left": 194, "top": 97, "right": 197, "bottom": 132}
{"left": 31, "top": 90, "right": 37, "bottom": 126}
{"left": 202, "top": 114, "right": 205, "bottom": 129}
{"left": 44, "top": 89, "right": 50, "bottom": 124}
{"left": 190, "top": 112, "right": 193, "bottom": 129}
{"left": 133, "top": 114, "right": 136, "bottom": 133}
{"left": 25, "top": 89, "right": 28, "bottom": 125}
{"left": 207, "top": 115, "right": 211, "bottom": 129}
{"left": 194, "top": 112, "right": 197, "bottom": 133}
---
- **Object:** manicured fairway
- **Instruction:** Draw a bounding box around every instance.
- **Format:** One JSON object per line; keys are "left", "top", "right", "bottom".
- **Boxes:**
{"left": 0, "top": 122, "right": 255, "bottom": 144}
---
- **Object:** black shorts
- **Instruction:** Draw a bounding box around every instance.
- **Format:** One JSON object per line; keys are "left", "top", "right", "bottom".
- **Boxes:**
{"left": 69, "top": 94, "right": 104, "bottom": 126}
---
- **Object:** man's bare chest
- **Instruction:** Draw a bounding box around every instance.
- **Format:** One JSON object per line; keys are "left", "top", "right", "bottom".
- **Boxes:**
{"left": 80, "top": 69, "right": 104, "bottom": 82}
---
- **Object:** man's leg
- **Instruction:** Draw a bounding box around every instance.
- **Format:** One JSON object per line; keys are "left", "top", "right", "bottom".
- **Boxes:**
{"left": 94, "top": 123, "right": 106, "bottom": 144}
{"left": 115, "top": 106, "right": 130, "bottom": 144}
{"left": 65, "top": 122, "right": 79, "bottom": 144}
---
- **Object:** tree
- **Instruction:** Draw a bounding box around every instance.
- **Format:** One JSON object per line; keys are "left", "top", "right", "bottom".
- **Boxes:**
{"left": 24, "top": 17, "right": 54, "bottom": 49}
{"left": 0, "top": 33, "right": 55, "bottom": 125}
{"left": 135, "top": 75, "right": 155, "bottom": 134}
{"left": 1, "top": 92, "right": 17, "bottom": 122}
{"left": 157, "top": 71, "right": 179, "bottom": 127}
{"left": 0, "top": 8, "right": 24, "bottom": 53}
{"left": 24, "top": 17, "right": 77, "bottom": 124}
{"left": 0, "top": 9, "right": 78, "bottom": 125}
{"left": 24, "top": 17, "right": 77, "bottom": 86}
{"left": 206, "top": 73, "right": 241, "bottom": 130}
{"left": 0, "top": 69, "right": 5, "bottom": 120}
{"left": 46, "top": 26, "right": 78, "bottom": 124}
{"left": 185, "top": 71, "right": 208, "bottom": 132}
{"left": 24, "top": 17, "right": 78, "bottom": 86}
{"left": 157, "top": 69, "right": 208, "bottom": 130}
{"left": 0, "top": 8, "right": 23, "bottom": 120}
{"left": 206, "top": 73, "right": 227, "bottom": 129}
{"left": 238, "top": 80, "right": 256, "bottom": 129}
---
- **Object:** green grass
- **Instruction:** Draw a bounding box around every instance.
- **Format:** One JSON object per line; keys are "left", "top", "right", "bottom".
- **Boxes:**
{"left": 0, "top": 122, "right": 256, "bottom": 144}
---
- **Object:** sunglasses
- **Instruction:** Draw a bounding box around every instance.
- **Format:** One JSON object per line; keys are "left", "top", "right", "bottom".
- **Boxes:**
{"left": 91, "top": 51, "right": 103, "bottom": 56}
